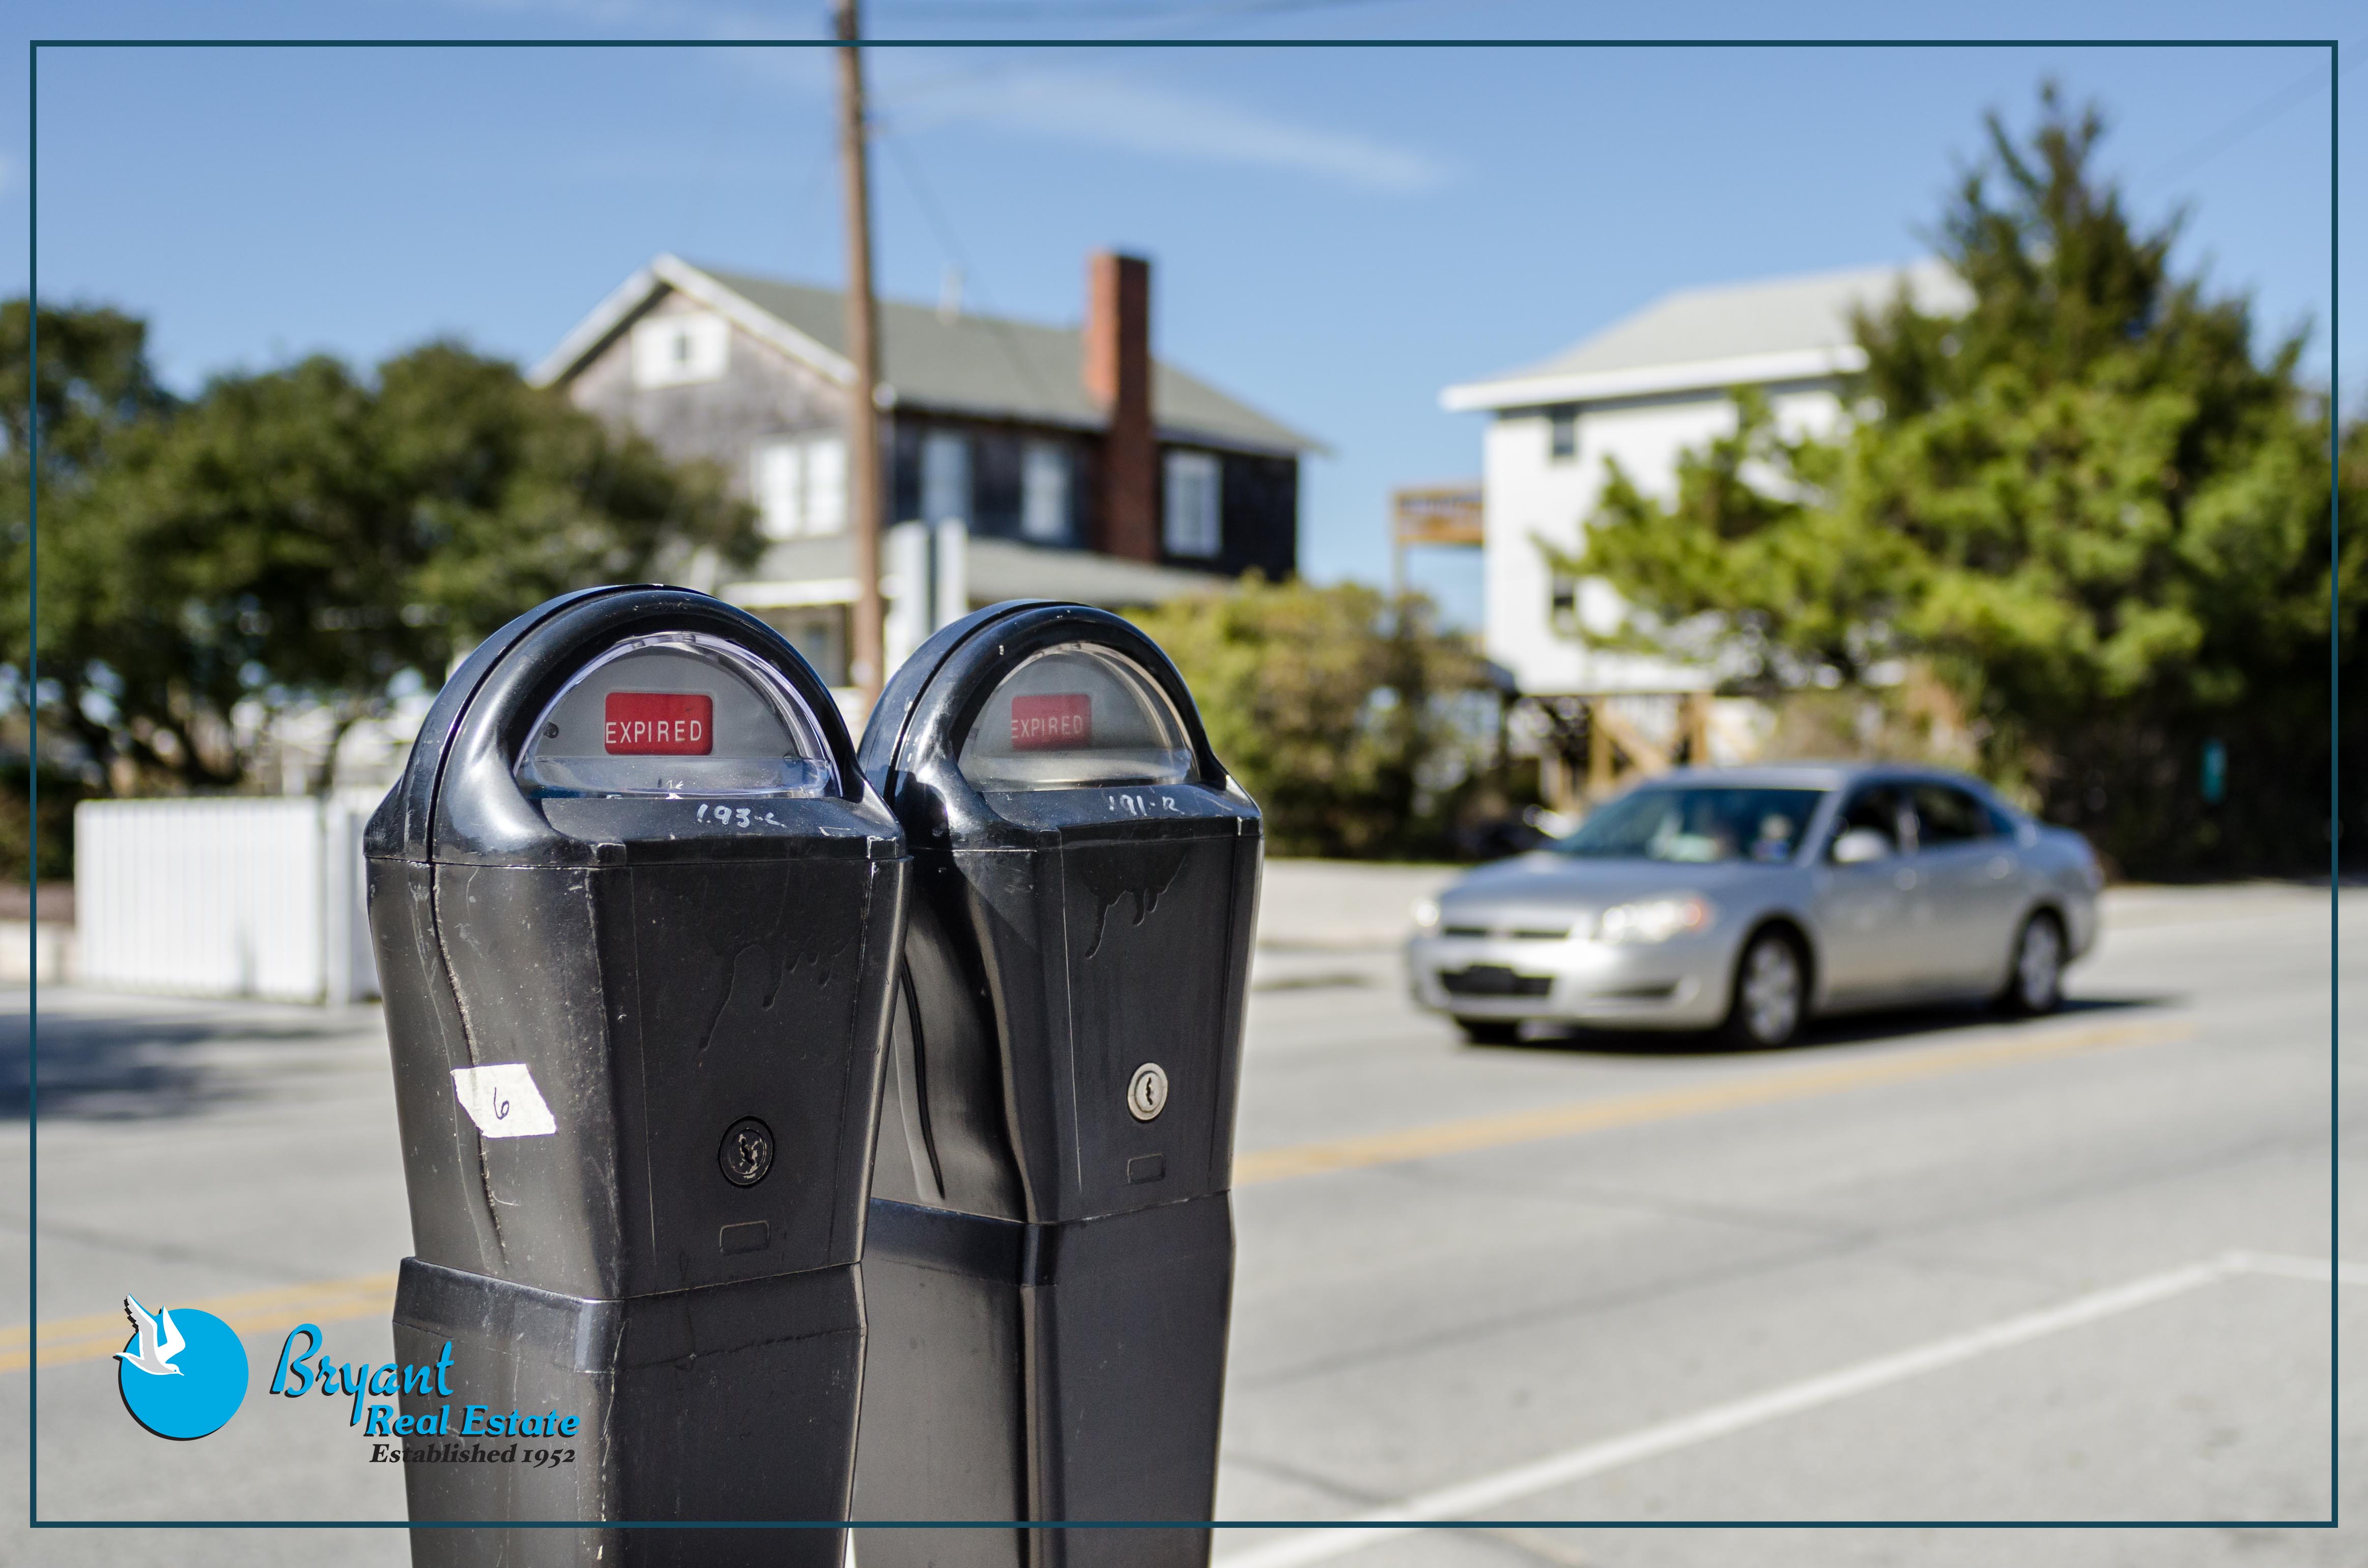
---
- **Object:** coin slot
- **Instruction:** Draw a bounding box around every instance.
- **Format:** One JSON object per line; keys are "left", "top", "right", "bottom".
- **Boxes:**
{"left": 718, "top": 1221, "right": 771, "bottom": 1254}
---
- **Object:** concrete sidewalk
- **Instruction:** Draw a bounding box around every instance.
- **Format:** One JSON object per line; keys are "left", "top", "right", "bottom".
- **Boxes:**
{"left": 1250, "top": 860, "right": 1459, "bottom": 994}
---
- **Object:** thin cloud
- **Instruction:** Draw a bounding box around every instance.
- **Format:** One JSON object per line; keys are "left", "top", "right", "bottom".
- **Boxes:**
{"left": 429, "top": 0, "right": 1449, "bottom": 194}
{"left": 888, "top": 67, "right": 1451, "bottom": 193}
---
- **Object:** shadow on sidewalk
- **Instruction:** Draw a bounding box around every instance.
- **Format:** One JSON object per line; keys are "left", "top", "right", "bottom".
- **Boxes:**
{"left": 0, "top": 997, "right": 380, "bottom": 1121}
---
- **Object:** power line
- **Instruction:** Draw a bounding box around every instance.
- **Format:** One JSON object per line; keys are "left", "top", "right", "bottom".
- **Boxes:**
{"left": 872, "top": 120, "right": 1069, "bottom": 417}
{"left": 675, "top": 56, "right": 758, "bottom": 252}
{"left": 2141, "top": 50, "right": 2357, "bottom": 186}
{"left": 779, "top": 134, "right": 843, "bottom": 283}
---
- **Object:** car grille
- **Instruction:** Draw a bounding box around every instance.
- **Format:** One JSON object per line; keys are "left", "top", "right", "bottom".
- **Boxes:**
{"left": 1439, "top": 966, "right": 1554, "bottom": 998}
{"left": 1441, "top": 924, "right": 1571, "bottom": 941}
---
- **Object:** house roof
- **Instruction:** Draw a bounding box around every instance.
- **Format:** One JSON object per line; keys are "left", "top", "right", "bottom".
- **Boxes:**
{"left": 722, "top": 532, "right": 1229, "bottom": 614}
{"left": 533, "top": 254, "right": 1319, "bottom": 456}
{"left": 1441, "top": 259, "right": 1972, "bottom": 412}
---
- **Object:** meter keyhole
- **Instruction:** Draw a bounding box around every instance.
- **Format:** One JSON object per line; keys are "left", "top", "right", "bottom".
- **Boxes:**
{"left": 719, "top": 1117, "right": 776, "bottom": 1187}
{"left": 1126, "top": 1063, "right": 1168, "bottom": 1122}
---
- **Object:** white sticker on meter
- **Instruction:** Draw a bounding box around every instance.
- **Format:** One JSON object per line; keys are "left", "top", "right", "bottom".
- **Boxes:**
{"left": 450, "top": 1064, "right": 558, "bottom": 1139}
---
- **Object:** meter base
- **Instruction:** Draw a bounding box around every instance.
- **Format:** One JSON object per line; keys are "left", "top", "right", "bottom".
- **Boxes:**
{"left": 393, "top": 1256, "right": 864, "bottom": 1568}
{"left": 853, "top": 1194, "right": 1233, "bottom": 1568}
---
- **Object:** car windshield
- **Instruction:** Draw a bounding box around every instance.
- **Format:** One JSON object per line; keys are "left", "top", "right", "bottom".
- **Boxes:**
{"left": 1555, "top": 786, "right": 1827, "bottom": 864}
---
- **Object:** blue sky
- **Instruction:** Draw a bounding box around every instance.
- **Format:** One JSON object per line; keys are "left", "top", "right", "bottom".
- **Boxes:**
{"left": 4, "top": 2, "right": 2357, "bottom": 626}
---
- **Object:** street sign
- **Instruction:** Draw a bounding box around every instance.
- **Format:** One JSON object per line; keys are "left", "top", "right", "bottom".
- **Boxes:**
{"left": 1390, "top": 482, "right": 1485, "bottom": 596}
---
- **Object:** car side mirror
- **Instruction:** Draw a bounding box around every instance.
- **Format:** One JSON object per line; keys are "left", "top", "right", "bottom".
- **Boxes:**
{"left": 1831, "top": 827, "right": 1893, "bottom": 865}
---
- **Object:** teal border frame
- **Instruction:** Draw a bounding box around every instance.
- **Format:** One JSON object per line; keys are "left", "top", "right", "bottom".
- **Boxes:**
{"left": 18, "top": 31, "right": 2349, "bottom": 1544}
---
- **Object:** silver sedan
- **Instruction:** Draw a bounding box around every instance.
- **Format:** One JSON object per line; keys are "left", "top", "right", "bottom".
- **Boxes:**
{"left": 1406, "top": 764, "right": 2103, "bottom": 1049}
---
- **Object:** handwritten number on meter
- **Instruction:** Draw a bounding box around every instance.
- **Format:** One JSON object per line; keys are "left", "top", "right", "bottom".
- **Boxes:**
{"left": 450, "top": 1065, "right": 559, "bottom": 1139}
{"left": 693, "top": 803, "right": 786, "bottom": 829}
{"left": 1106, "top": 792, "right": 1186, "bottom": 819}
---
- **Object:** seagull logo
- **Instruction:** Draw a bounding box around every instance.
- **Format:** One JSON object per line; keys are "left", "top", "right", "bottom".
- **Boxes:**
{"left": 117, "top": 1296, "right": 186, "bottom": 1379}
{"left": 113, "top": 1293, "right": 248, "bottom": 1440}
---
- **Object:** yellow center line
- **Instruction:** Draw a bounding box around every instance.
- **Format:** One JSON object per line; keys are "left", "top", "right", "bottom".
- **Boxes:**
{"left": 1233, "top": 1015, "right": 2193, "bottom": 1186}
{"left": 2, "top": 1015, "right": 2191, "bottom": 1374}
{"left": 0, "top": 1273, "right": 397, "bottom": 1374}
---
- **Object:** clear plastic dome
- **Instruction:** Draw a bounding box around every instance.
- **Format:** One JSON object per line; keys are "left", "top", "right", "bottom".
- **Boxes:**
{"left": 515, "top": 632, "right": 837, "bottom": 799}
{"left": 956, "top": 644, "right": 1195, "bottom": 793}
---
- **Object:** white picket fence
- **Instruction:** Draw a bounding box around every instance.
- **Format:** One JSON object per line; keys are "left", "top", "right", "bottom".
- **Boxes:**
{"left": 74, "top": 794, "right": 381, "bottom": 1004}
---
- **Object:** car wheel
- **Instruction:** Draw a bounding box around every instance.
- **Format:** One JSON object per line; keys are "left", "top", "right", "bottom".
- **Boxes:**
{"left": 1996, "top": 912, "right": 2065, "bottom": 1017}
{"left": 1454, "top": 1018, "right": 1523, "bottom": 1046}
{"left": 1718, "top": 928, "right": 1806, "bottom": 1049}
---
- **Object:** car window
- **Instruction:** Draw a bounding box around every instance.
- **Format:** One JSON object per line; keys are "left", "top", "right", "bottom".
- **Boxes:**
{"left": 1832, "top": 785, "right": 1904, "bottom": 857}
{"left": 1555, "top": 786, "right": 1826, "bottom": 864}
{"left": 1909, "top": 783, "right": 1991, "bottom": 847}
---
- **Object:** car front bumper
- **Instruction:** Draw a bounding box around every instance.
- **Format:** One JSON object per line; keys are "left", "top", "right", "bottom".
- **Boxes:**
{"left": 1405, "top": 932, "right": 1734, "bottom": 1030}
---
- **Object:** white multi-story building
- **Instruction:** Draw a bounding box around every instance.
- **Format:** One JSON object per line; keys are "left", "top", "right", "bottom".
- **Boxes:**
{"left": 1442, "top": 261, "right": 1968, "bottom": 705}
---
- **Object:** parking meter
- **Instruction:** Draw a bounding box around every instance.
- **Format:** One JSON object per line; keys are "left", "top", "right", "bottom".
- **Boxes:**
{"left": 364, "top": 586, "right": 908, "bottom": 1567}
{"left": 850, "top": 601, "right": 1261, "bottom": 1567}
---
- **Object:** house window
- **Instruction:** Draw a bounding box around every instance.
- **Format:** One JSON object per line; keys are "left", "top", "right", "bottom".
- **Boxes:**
{"left": 1548, "top": 406, "right": 1578, "bottom": 461}
{"left": 1163, "top": 450, "right": 1222, "bottom": 559}
{"left": 752, "top": 435, "right": 848, "bottom": 539}
{"left": 1020, "top": 441, "right": 1072, "bottom": 543}
{"left": 754, "top": 441, "right": 801, "bottom": 540}
{"left": 922, "top": 431, "right": 971, "bottom": 525}
{"left": 756, "top": 605, "right": 850, "bottom": 687}
{"left": 806, "top": 438, "right": 846, "bottom": 534}
{"left": 1549, "top": 569, "right": 1580, "bottom": 627}
{"left": 630, "top": 311, "right": 730, "bottom": 389}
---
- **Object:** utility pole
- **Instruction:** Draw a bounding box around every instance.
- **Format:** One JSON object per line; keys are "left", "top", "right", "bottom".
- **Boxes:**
{"left": 835, "top": 0, "right": 885, "bottom": 709}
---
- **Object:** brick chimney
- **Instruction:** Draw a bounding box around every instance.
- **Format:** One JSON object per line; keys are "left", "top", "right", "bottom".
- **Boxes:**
{"left": 1083, "top": 252, "right": 1158, "bottom": 562}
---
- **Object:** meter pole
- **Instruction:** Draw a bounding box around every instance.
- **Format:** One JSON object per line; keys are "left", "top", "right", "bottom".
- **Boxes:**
{"left": 836, "top": 0, "right": 886, "bottom": 712}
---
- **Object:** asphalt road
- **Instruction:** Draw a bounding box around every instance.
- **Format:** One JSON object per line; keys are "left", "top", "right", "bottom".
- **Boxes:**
{"left": 0, "top": 873, "right": 2356, "bottom": 1566}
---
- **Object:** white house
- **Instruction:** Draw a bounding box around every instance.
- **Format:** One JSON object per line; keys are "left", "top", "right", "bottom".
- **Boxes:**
{"left": 1442, "top": 260, "right": 1970, "bottom": 705}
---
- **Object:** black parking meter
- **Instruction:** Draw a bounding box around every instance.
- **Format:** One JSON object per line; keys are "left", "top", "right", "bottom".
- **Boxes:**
{"left": 364, "top": 586, "right": 908, "bottom": 1567}
{"left": 850, "top": 601, "right": 1261, "bottom": 1567}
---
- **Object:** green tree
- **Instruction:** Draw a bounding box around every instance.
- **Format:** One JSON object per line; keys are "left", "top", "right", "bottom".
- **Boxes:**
{"left": 6, "top": 319, "right": 761, "bottom": 794}
{"left": 1129, "top": 577, "right": 1489, "bottom": 858}
{"left": 1568, "top": 87, "right": 2351, "bottom": 875}
{"left": 0, "top": 301, "right": 176, "bottom": 715}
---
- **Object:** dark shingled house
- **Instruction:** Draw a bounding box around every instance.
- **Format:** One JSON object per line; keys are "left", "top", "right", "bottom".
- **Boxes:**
{"left": 533, "top": 251, "right": 1319, "bottom": 688}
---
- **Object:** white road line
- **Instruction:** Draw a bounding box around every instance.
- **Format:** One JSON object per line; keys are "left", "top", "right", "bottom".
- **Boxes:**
{"left": 2225, "top": 1250, "right": 2368, "bottom": 1288}
{"left": 1216, "top": 1252, "right": 2360, "bottom": 1568}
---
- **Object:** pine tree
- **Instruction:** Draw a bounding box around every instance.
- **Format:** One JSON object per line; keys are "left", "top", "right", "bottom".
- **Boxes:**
{"left": 1571, "top": 85, "right": 2351, "bottom": 874}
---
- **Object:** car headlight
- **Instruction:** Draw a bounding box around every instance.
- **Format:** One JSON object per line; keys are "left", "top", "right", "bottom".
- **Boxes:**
{"left": 1595, "top": 895, "right": 1713, "bottom": 944}
{"left": 1410, "top": 898, "right": 1441, "bottom": 932}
